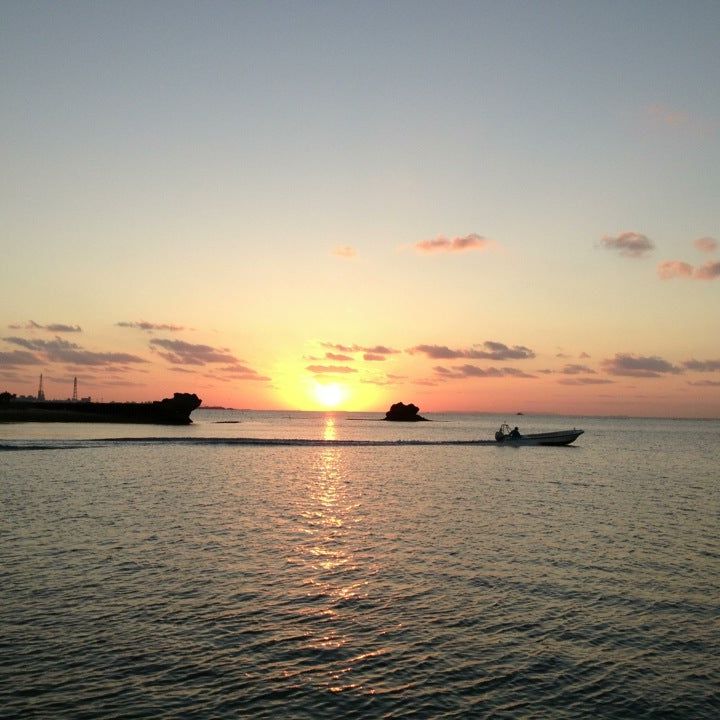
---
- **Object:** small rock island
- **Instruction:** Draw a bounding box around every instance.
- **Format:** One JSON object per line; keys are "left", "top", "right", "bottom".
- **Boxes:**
{"left": 384, "top": 402, "right": 428, "bottom": 422}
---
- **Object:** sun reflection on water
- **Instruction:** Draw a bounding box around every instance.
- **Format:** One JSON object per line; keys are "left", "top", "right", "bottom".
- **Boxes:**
{"left": 284, "top": 415, "right": 385, "bottom": 692}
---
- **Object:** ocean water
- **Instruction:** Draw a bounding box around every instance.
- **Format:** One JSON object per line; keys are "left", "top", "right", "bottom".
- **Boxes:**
{"left": 1, "top": 411, "right": 718, "bottom": 718}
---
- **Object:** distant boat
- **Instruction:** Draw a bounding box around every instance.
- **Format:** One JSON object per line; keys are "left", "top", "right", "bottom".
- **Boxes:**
{"left": 494, "top": 423, "right": 583, "bottom": 446}
{"left": 0, "top": 392, "right": 201, "bottom": 425}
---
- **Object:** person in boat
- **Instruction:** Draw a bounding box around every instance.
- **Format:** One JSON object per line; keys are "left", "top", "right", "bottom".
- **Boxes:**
{"left": 509, "top": 426, "right": 521, "bottom": 439}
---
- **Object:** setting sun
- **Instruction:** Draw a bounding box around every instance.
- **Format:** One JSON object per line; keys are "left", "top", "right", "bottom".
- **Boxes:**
{"left": 313, "top": 382, "right": 347, "bottom": 408}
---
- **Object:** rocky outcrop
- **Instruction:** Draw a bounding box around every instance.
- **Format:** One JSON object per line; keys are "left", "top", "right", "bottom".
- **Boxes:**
{"left": 384, "top": 402, "right": 428, "bottom": 421}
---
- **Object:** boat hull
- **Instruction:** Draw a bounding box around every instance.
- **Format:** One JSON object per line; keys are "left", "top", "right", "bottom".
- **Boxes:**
{"left": 496, "top": 429, "right": 584, "bottom": 446}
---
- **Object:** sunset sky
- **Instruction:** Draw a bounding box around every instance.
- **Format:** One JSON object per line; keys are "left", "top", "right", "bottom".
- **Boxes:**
{"left": 2, "top": 2, "right": 719, "bottom": 417}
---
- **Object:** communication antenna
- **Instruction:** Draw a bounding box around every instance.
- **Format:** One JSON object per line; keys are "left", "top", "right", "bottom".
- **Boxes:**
{"left": 72, "top": 377, "right": 78, "bottom": 401}
{"left": 37, "top": 374, "right": 45, "bottom": 401}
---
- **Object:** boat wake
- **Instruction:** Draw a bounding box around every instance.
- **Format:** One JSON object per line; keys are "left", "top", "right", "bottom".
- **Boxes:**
{"left": 0, "top": 436, "right": 501, "bottom": 451}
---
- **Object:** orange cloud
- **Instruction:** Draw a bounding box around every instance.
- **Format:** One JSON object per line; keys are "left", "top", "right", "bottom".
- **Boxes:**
{"left": 321, "top": 342, "right": 399, "bottom": 355}
{"left": 558, "top": 377, "right": 613, "bottom": 385}
{"left": 149, "top": 339, "right": 237, "bottom": 365}
{"left": 683, "top": 359, "right": 720, "bottom": 371}
{"left": 118, "top": 321, "right": 185, "bottom": 332}
{"left": 409, "top": 341, "right": 534, "bottom": 361}
{"left": 600, "top": 232, "right": 654, "bottom": 258}
{"left": 658, "top": 260, "right": 720, "bottom": 280}
{"left": 414, "top": 233, "right": 489, "bottom": 254}
{"left": 433, "top": 365, "right": 535, "bottom": 379}
{"left": 694, "top": 236, "right": 718, "bottom": 253}
{"left": 658, "top": 260, "right": 693, "bottom": 279}
{"left": 695, "top": 261, "right": 720, "bottom": 280}
{"left": 647, "top": 104, "right": 691, "bottom": 127}
{"left": 4, "top": 336, "right": 147, "bottom": 366}
{"left": 306, "top": 365, "right": 357, "bottom": 374}
{"left": 0, "top": 349, "right": 42, "bottom": 365}
{"left": 8, "top": 320, "right": 81, "bottom": 332}
{"left": 332, "top": 245, "right": 357, "bottom": 259}
{"left": 601, "top": 353, "right": 681, "bottom": 378}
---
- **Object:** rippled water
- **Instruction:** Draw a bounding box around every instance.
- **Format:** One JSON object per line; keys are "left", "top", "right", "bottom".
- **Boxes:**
{"left": 2, "top": 412, "right": 719, "bottom": 718}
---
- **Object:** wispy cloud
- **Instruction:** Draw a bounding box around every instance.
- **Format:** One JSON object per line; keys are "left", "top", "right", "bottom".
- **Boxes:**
{"left": 682, "top": 359, "right": 720, "bottom": 372}
{"left": 363, "top": 353, "right": 386, "bottom": 361}
{"left": 433, "top": 365, "right": 535, "bottom": 379}
{"left": 688, "top": 380, "right": 720, "bottom": 387}
{"left": 694, "top": 236, "right": 718, "bottom": 253}
{"left": 647, "top": 104, "right": 691, "bottom": 128}
{"left": 325, "top": 352, "right": 353, "bottom": 362}
{"left": 0, "top": 349, "right": 42, "bottom": 365}
{"left": 321, "top": 342, "right": 400, "bottom": 355}
{"left": 3, "top": 336, "right": 147, "bottom": 366}
{"left": 205, "top": 365, "right": 271, "bottom": 382}
{"left": 560, "top": 364, "right": 596, "bottom": 375}
{"left": 306, "top": 365, "right": 358, "bottom": 374}
{"left": 695, "top": 261, "right": 720, "bottom": 280}
{"left": 409, "top": 341, "right": 535, "bottom": 361}
{"left": 558, "top": 377, "right": 614, "bottom": 385}
{"left": 657, "top": 260, "right": 693, "bottom": 279}
{"left": 600, "top": 232, "right": 654, "bottom": 258}
{"left": 601, "top": 353, "right": 681, "bottom": 378}
{"left": 8, "top": 320, "right": 81, "bottom": 333}
{"left": 118, "top": 321, "right": 185, "bottom": 332}
{"left": 332, "top": 246, "right": 356, "bottom": 259}
{"left": 414, "top": 233, "right": 490, "bottom": 254}
{"left": 658, "top": 259, "right": 720, "bottom": 280}
{"left": 149, "top": 339, "right": 237, "bottom": 365}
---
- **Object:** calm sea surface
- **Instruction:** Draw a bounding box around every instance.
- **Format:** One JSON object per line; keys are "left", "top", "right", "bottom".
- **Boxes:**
{"left": 1, "top": 411, "right": 718, "bottom": 718}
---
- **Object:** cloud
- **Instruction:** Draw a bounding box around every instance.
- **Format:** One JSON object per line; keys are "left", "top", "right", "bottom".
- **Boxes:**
{"left": 414, "top": 233, "right": 490, "bottom": 254}
{"left": 687, "top": 380, "right": 720, "bottom": 387}
{"left": 204, "top": 365, "right": 272, "bottom": 382}
{"left": 409, "top": 341, "right": 535, "bottom": 361}
{"left": 601, "top": 353, "right": 681, "bottom": 378}
{"left": 558, "top": 378, "right": 614, "bottom": 385}
{"left": 321, "top": 342, "right": 399, "bottom": 355}
{"left": 694, "top": 237, "right": 718, "bottom": 253}
{"left": 560, "top": 364, "right": 596, "bottom": 375}
{"left": 215, "top": 365, "right": 271, "bottom": 381}
{"left": 658, "top": 259, "right": 720, "bottom": 280}
{"left": 682, "top": 359, "right": 720, "bottom": 372}
{"left": 433, "top": 365, "right": 535, "bottom": 379}
{"left": 118, "top": 321, "right": 185, "bottom": 332}
{"left": 0, "top": 350, "right": 42, "bottom": 365}
{"left": 149, "top": 339, "right": 238, "bottom": 365}
{"left": 363, "top": 353, "right": 386, "bottom": 361}
{"left": 332, "top": 245, "right": 356, "bottom": 259}
{"left": 657, "top": 260, "right": 693, "bottom": 279}
{"left": 647, "top": 104, "right": 691, "bottom": 128}
{"left": 3, "top": 336, "right": 147, "bottom": 366}
{"left": 600, "top": 232, "right": 654, "bottom": 258}
{"left": 579, "top": 352, "right": 591, "bottom": 359}
{"left": 694, "top": 261, "right": 720, "bottom": 280}
{"left": 325, "top": 352, "right": 353, "bottom": 362}
{"left": 306, "top": 365, "right": 358, "bottom": 374}
{"left": 8, "top": 320, "right": 81, "bottom": 332}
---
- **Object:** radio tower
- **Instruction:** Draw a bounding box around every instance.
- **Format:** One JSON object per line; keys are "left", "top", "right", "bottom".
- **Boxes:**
{"left": 72, "top": 377, "right": 78, "bottom": 401}
{"left": 37, "top": 374, "right": 45, "bottom": 401}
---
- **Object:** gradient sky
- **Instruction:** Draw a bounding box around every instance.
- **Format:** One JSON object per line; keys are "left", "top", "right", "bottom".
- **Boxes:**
{"left": 2, "top": 1, "right": 719, "bottom": 416}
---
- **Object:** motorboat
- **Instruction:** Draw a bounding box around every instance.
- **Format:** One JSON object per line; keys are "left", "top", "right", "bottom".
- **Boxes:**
{"left": 495, "top": 423, "right": 583, "bottom": 446}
